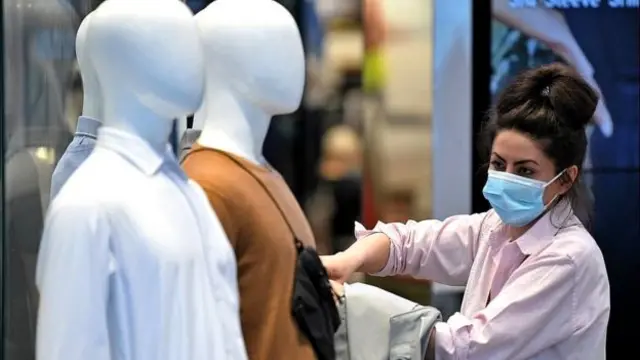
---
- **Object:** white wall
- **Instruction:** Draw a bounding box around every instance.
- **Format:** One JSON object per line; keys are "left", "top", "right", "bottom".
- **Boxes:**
{"left": 432, "top": 0, "right": 472, "bottom": 219}
{"left": 431, "top": 0, "right": 473, "bottom": 293}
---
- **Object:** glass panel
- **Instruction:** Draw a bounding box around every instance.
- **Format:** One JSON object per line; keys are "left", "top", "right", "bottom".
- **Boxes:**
{"left": 2, "top": 1, "right": 96, "bottom": 358}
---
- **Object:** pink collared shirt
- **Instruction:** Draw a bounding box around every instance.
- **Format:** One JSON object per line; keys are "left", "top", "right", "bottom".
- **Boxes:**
{"left": 356, "top": 204, "right": 609, "bottom": 360}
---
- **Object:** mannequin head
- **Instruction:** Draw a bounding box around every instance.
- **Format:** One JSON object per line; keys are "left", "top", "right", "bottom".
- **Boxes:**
{"left": 197, "top": 0, "right": 304, "bottom": 115}
{"left": 195, "top": 0, "right": 304, "bottom": 163}
{"left": 88, "top": 0, "right": 204, "bottom": 146}
{"left": 76, "top": 13, "right": 102, "bottom": 120}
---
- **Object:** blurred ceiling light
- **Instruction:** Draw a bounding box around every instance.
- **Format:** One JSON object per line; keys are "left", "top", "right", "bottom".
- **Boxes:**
{"left": 34, "top": 147, "right": 56, "bottom": 164}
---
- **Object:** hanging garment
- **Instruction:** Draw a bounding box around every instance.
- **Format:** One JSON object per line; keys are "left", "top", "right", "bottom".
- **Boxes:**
{"left": 50, "top": 116, "right": 101, "bottom": 200}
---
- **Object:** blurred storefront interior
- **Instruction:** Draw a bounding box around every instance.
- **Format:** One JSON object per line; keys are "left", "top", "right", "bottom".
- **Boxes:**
{"left": 4, "top": 0, "right": 635, "bottom": 358}
{"left": 1, "top": 3, "right": 437, "bottom": 356}
{"left": 303, "top": 0, "right": 433, "bottom": 303}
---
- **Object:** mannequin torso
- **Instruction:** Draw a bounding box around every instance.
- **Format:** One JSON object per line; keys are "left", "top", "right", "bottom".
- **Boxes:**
{"left": 182, "top": 1, "right": 314, "bottom": 359}
{"left": 36, "top": 1, "right": 246, "bottom": 360}
{"left": 50, "top": 13, "right": 103, "bottom": 200}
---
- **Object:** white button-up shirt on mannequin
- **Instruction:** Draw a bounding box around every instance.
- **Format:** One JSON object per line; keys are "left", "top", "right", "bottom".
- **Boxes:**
{"left": 36, "top": 127, "right": 247, "bottom": 360}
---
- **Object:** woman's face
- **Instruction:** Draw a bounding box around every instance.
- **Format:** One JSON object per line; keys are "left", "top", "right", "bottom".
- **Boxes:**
{"left": 489, "top": 129, "right": 576, "bottom": 205}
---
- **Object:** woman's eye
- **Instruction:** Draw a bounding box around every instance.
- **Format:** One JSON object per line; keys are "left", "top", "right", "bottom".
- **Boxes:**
{"left": 517, "top": 167, "right": 534, "bottom": 176}
{"left": 490, "top": 160, "right": 505, "bottom": 170}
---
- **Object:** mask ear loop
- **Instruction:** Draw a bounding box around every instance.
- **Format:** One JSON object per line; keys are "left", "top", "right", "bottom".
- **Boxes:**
{"left": 542, "top": 169, "right": 568, "bottom": 208}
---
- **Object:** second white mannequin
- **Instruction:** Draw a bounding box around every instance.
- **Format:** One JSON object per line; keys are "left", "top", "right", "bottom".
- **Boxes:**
{"left": 182, "top": 1, "right": 317, "bottom": 359}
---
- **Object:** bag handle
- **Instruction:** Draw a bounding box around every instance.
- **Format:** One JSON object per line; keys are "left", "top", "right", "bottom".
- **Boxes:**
{"left": 183, "top": 147, "right": 303, "bottom": 248}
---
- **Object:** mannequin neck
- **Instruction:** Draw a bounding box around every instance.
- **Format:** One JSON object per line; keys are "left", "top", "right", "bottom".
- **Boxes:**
{"left": 81, "top": 91, "right": 102, "bottom": 121}
{"left": 197, "top": 88, "right": 271, "bottom": 165}
{"left": 104, "top": 95, "right": 173, "bottom": 153}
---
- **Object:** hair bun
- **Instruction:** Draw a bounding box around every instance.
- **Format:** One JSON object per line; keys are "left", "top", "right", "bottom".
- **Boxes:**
{"left": 527, "top": 63, "right": 599, "bottom": 130}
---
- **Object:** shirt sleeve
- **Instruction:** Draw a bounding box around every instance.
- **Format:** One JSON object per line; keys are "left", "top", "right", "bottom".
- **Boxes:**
{"left": 36, "top": 203, "right": 114, "bottom": 360}
{"left": 434, "top": 253, "right": 577, "bottom": 360}
{"left": 356, "top": 212, "right": 489, "bottom": 285}
{"left": 49, "top": 166, "right": 64, "bottom": 201}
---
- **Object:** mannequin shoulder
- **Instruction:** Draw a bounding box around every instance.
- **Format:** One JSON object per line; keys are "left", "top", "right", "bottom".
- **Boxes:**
{"left": 183, "top": 154, "right": 253, "bottom": 203}
{"left": 183, "top": 150, "right": 257, "bottom": 191}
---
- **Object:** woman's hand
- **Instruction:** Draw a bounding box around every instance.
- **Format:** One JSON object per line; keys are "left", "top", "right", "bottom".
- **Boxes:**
{"left": 322, "top": 232, "right": 393, "bottom": 282}
{"left": 321, "top": 252, "right": 363, "bottom": 284}
{"left": 329, "top": 280, "right": 345, "bottom": 304}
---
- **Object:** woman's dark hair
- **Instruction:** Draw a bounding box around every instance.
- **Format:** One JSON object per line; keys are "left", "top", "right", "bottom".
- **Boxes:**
{"left": 480, "top": 63, "right": 598, "bottom": 229}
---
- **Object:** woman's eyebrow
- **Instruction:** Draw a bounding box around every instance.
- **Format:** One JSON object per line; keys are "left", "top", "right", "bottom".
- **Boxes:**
{"left": 514, "top": 159, "right": 539, "bottom": 166}
{"left": 491, "top": 152, "right": 505, "bottom": 161}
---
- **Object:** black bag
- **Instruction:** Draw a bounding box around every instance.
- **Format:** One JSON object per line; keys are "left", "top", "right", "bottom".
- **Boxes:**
{"left": 291, "top": 239, "right": 341, "bottom": 360}
{"left": 187, "top": 149, "right": 341, "bottom": 360}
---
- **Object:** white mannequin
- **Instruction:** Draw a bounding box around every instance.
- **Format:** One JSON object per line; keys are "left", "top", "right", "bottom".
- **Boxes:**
{"left": 36, "top": 1, "right": 246, "bottom": 359}
{"left": 183, "top": 2, "right": 314, "bottom": 358}
{"left": 76, "top": 12, "right": 102, "bottom": 120}
{"left": 195, "top": 0, "right": 305, "bottom": 164}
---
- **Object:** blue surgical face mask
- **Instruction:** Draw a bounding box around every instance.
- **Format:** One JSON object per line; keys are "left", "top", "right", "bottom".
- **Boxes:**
{"left": 482, "top": 169, "right": 565, "bottom": 227}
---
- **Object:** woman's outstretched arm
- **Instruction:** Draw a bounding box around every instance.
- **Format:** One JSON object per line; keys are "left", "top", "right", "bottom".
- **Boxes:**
{"left": 344, "top": 212, "right": 490, "bottom": 285}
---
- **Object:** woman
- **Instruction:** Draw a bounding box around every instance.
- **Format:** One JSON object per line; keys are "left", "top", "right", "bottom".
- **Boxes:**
{"left": 321, "top": 63, "right": 610, "bottom": 360}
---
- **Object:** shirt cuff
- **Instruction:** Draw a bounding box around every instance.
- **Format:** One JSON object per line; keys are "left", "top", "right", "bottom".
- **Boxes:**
{"left": 353, "top": 221, "right": 397, "bottom": 277}
{"left": 434, "top": 312, "right": 472, "bottom": 360}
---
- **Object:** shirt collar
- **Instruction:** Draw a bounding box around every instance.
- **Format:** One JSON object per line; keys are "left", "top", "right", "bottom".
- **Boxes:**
{"left": 179, "top": 129, "right": 202, "bottom": 152}
{"left": 489, "top": 200, "right": 579, "bottom": 255}
{"left": 97, "top": 126, "right": 185, "bottom": 179}
{"left": 75, "top": 116, "right": 102, "bottom": 139}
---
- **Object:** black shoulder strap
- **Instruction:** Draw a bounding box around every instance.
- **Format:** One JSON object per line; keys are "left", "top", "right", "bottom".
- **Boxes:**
{"left": 183, "top": 147, "right": 302, "bottom": 247}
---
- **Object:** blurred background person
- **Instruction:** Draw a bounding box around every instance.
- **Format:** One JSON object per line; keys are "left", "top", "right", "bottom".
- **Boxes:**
{"left": 307, "top": 124, "right": 363, "bottom": 257}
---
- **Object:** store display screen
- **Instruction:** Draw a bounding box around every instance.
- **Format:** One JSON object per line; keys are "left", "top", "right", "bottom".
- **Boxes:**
{"left": 491, "top": 1, "right": 639, "bottom": 170}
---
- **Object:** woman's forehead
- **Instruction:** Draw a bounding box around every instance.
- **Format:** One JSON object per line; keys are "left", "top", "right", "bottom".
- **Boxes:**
{"left": 492, "top": 130, "right": 546, "bottom": 162}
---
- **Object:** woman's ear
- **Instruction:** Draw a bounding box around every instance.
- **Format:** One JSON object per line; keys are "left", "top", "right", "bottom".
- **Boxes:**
{"left": 559, "top": 165, "right": 579, "bottom": 194}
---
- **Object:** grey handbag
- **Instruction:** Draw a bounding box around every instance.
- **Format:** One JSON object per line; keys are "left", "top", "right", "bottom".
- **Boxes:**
{"left": 334, "top": 283, "right": 442, "bottom": 360}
